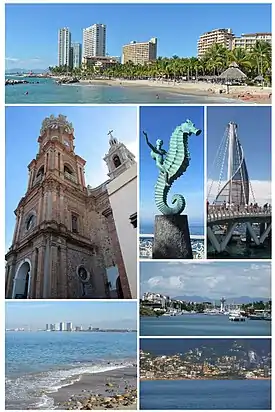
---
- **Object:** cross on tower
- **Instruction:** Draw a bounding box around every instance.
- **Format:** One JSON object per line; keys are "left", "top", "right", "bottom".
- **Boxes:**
{"left": 107, "top": 130, "right": 114, "bottom": 139}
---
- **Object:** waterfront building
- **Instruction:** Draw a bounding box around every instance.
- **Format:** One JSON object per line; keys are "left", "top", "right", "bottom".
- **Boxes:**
{"left": 82, "top": 56, "right": 118, "bottom": 71}
{"left": 50, "top": 323, "right": 55, "bottom": 331}
{"left": 66, "top": 322, "right": 73, "bottom": 331}
{"left": 71, "top": 42, "right": 82, "bottom": 68}
{"left": 59, "top": 322, "right": 65, "bottom": 331}
{"left": 45, "top": 323, "right": 49, "bottom": 331}
{"left": 197, "top": 28, "right": 234, "bottom": 58}
{"left": 233, "top": 32, "right": 272, "bottom": 50}
{"left": 58, "top": 27, "right": 72, "bottom": 67}
{"left": 82, "top": 24, "right": 106, "bottom": 60}
{"left": 5, "top": 115, "right": 137, "bottom": 299}
{"left": 122, "top": 38, "right": 157, "bottom": 65}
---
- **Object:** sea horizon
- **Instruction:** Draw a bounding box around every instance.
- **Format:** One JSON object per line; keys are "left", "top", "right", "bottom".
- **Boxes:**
{"left": 5, "top": 331, "right": 137, "bottom": 410}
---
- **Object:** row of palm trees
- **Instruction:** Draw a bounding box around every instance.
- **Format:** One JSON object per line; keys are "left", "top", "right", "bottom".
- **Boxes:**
{"left": 49, "top": 41, "right": 271, "bottom": 83}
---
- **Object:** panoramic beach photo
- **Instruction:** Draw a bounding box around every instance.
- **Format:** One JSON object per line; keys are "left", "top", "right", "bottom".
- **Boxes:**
{"left": 139, "top": 106, "right": 204, "bottom": 260}
{"left": 5, "top": 3, "right": 271, "bottom": 104}
{"left": 140, "top": 261, "right": 271, "bottom": 336}
{"left": 140, "top": 338, "right": 271, "bottom": 410}
{"left": 5, "top": 301, "right": 137, "bottom": 410}
{"left": 5, "top": 106, "right": 137, "bottom": 299}
{"left": 207, "top": 106, "right": 272, "bottom": 259}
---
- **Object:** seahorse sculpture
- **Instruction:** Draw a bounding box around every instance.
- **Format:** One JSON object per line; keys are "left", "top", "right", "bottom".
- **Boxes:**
{"left": 144, "top": 119, "right": 201, "bottom": 215}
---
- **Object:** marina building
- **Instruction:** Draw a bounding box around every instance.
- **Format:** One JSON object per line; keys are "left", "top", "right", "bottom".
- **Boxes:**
{"left": 5, "top": 115, "right": 137, "bottom": 300}
{"left": 197, "top": 28, "right": 234, "bottom": 58}
{"left": 58, "top": 27, "right": 72, "bottom": 67}
{"left": 82, "top": 23, "right": 106, "bottom": 60}
{"left": 233, "top": 32, "right": 272, "bottom": 50}
{"left": 71, "top": 42, "right": 82, "bottom": 68}
{"left": 122, "top": 38, "right": 157, "bottom": 65}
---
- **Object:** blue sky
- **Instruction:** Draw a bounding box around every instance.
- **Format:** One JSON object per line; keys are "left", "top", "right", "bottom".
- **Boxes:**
{"left": 5, "top": 301, "right": 137, "bottom": 329}
{"left": 140, "top": 261, "right": 271, "bottom": 299}
{"left": 207, "top": 106, "right": 271, "bottom": 204}
{"left": 140, "top": 106, "right": 204, "bottom": 228}
{"left": 5, "top": 3, "right": 271, "bottom": 69}
{"left": 5, "top": 106, "right": 137, "bottom": 251}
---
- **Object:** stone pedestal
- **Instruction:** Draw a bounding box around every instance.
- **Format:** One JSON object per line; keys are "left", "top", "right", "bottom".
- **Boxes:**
{"left": 152, "top": 215, "right": 193, "bottom": 259}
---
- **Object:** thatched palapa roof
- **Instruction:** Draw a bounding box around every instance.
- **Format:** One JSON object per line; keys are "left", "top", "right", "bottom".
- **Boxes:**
{"left": 219, "top": 62, "right": 247, "bottom": 80}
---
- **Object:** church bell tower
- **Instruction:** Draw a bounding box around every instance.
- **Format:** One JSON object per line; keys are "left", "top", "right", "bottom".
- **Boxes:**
{"left": 5, "top": 115, "right": 110, "bottom": 299}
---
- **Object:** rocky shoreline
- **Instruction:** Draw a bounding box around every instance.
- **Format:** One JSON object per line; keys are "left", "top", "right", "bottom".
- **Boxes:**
{"left": 52, "top": 366, "right": 137, "bottom": 410}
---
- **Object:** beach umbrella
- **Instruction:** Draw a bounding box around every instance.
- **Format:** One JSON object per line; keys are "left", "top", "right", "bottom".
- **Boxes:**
{"left": 254, "top": 74, "right": 265, "bottom": 87}
{"left": 219, "top": 62, "right": 247, "bottom": 93}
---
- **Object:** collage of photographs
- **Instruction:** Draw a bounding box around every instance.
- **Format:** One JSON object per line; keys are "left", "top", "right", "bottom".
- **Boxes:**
{"left": 4, "top": 1, "right": 272, "bottom": 411}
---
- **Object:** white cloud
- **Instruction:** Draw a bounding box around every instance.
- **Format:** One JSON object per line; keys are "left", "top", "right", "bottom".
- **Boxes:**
{"left": 5, "top": 57, "right": 20, "bottom": 62}
{"left": 140, "top": 261, "right": 271, "bottom": 299}
{"left": 207, "top": 179, "right": 271, "bottom": 205}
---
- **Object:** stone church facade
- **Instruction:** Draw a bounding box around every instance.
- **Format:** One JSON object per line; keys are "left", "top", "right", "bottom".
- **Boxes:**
{"left": 5, "top": 115, "right": 136, "bottom": 299}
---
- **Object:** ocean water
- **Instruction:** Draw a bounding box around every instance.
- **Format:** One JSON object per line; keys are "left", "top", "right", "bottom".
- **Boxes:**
{"left": 140, "top": 314, "right": 271, "bottom": 336}
{"left": 5, "top": 77, "right": 240, "bottom": 104}
{"left": 5, "top": 331, "right": 137, "bottom": 410}
{"left": 140, "top": 379, "right": 271, "bottom": 409}
{"left": 140, "top": 222, "right": 204, "bottom": 236}
{"left": 208, "top": 241, "right": 271, "bottom": 259}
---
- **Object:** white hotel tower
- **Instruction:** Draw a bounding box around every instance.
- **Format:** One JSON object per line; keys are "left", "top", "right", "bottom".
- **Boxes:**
{"left": 58, "top": 27, "right": 71, "bottom": 66}
{"left": 82, "top": 23, "right": 106, "bottom": 60}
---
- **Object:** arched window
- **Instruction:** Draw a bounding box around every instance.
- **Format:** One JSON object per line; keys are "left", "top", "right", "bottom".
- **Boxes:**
{"left": 64, "top": 165, "right": 73, "bottom": 175}
{"left": 26, "top": 215, "right": 35, "bottom": 231}
{"left": 113, "top": 155, "right": 121, "bottom": 168}
{"left": 37, "top": 166, "right": 44, "bottom": 178}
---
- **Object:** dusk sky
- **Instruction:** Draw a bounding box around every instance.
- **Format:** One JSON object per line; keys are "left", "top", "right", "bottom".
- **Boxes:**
{"left": 5, "top": 106, "right": 137, "bottom": 252}
{"left": 140, "top": 106, "right": 204, "bottom": 229}
{"left": 140, "top": 262, "right": 271, "bottom": 300}
{"left": 5, "top": 301, "right": 137, "bottom": 329}
{"left": 6, "top": 3, "right": 271, "bottom": 69}
{"left": 207, "top": 106, "right": 271, "bottom": 205}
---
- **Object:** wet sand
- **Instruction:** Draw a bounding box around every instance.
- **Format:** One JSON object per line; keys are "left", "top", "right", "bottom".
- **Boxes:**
{"left": 77, "top": 78, "right": 271, "bottom": 104}
{"left": 52, "top": 367, "right": 137, "bottom": 410}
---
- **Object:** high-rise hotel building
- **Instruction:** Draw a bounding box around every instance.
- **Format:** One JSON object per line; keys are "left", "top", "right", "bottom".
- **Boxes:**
{"left": 122, "top": 38, "right": 157, "bottom": 65}
{"left": 197, "top": 28, "right": 234, "bottom": 58}
{"left": 58, "top": 27, "right": 72, "bottom": 66}
{"left": 82, "top": 23, "right": 106, "bottom": 60}
{"left": 71, "top": 43, "right": 82, "bottom": 68}
{"left": 233, "top": 32, "right": 272, "bottom": 50}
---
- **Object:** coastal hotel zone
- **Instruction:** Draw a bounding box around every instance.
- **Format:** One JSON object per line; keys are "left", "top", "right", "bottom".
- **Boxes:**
{"left": 57, "top": 23, "right": 271, "bottom": 69}
{"left": 5, "top": 115, "right": 137, "bottom": 300}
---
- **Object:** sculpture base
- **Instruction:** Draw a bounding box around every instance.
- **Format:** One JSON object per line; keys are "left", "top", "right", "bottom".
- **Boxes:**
{"left": 152, "top": 215, "right": 193, "bottom": 259}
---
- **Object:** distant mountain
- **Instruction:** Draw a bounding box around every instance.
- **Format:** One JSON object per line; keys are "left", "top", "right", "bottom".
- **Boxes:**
{"left": 173, "top": 295, "right": 270, "bottom": 304}
{"left": 5, "top": 68, "right": 47, "bottom": 74}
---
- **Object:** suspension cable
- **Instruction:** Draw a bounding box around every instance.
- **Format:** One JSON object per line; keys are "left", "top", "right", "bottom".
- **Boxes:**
{"left": 207, "top": 126, "right": 228, "bottom": 200}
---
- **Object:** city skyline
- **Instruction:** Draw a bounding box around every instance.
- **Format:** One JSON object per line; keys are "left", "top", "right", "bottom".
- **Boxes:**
{"left": 5, "top": 106, "right": 138, "bottom": 252}
{"left": 5, "top": 3, "right": 271, "bottom": 69}
{"left": 5, "top": 301, "right": 137, "bottom": 329}
{"left": 140, "top": 262, "right": 271, "bottom": 299}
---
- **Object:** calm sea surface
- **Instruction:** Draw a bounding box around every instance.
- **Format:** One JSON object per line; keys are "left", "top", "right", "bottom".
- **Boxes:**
{"left": 140, "top": 223, "right": 204, "bottom": 236}
{"left": 5, "top": 77, "right": 240, "bottom": 104}
{"left": 140, "top": 314, "right": 271, "bottom": 336}
{"left": 5, "top": 331, "right": 136, "bottom": 410}
{"left": 140, "top": 379, "right": 271, "bottom": 409}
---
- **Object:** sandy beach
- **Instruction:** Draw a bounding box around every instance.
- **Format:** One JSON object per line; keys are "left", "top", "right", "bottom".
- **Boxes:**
{"left": 77, "top": 78, "right": 272, "bottom": 104}
{"left": 51, "top": 366, "right": 137, "bottom": 410}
